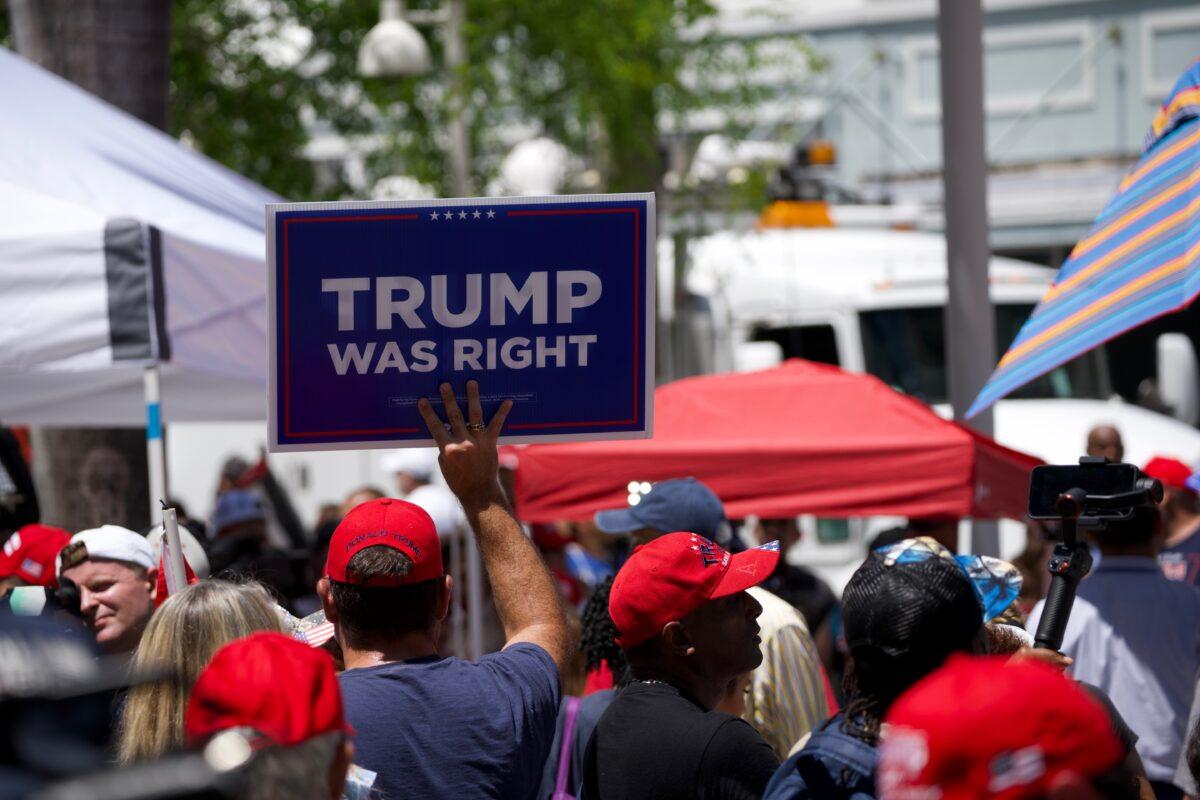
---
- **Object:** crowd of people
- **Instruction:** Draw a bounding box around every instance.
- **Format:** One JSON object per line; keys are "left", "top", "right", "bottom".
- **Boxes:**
{"left": 4, "top": 389, "right": 1200, "bottom": 800}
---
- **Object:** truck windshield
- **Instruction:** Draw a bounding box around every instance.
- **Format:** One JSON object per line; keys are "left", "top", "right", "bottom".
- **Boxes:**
{"left": 860, "top": 305, "right": 1110, "bottom": 404}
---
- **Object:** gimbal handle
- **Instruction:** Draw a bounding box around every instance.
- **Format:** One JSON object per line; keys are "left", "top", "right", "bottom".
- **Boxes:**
{"left": 1031, "top": 461, "right": 1162, "bottom": 651}
{"left": 1034, "top": 488, "right": 1090, "bottom": 652}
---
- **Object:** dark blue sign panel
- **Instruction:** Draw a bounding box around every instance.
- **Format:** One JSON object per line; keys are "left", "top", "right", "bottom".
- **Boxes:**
{"left": 267, "top": 194, "right": 655, "bottom": 451}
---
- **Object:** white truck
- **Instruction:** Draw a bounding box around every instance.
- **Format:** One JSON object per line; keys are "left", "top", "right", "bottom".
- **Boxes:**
{"left": 663, "top": 224, "right": 1200, "bottom": 584}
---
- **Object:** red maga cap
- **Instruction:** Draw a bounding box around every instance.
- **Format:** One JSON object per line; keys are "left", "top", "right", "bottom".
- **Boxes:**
{"left": 324, "top": 498, "right": 443, "bottom": 587}
{"left": 1143, "top": 455, "right": 1193, "bottom": 492}
{"left": 0, "top": 524, "right": 71, "bottom": 588}
{"left": 879, "top": 656, "right": 1123, "bottom": 800}
{"left": 608, "top": 532, "right": 780, "bottom": 648}
{"left": 185, "top": 632, "right": 349, "bottom": 748}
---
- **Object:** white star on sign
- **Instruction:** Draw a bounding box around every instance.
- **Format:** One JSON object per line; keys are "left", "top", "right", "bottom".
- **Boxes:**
{"left": 458, "top": 210, "right": 467, "bottom": 219}
{"left": 429, "top": 211, "right": 440, "bottom": 220}
{"left": 486, "top": 209, "right": 496, "bottom": 219}
{"left": 472, "top": 209, "right": 481, "bottom": 220}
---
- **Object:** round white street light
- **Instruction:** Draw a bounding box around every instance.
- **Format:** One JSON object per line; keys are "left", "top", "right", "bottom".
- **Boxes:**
{"left": 371, "top": 174, "right": 436, "bottom": 200}
{"left": 500, "top": 137, "right": 569, "bottom": 196}
{"left": 358, "top": 0, "right": 432, "bottom": 78}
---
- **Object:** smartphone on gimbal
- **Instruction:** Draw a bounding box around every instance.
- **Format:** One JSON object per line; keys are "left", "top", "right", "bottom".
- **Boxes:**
{"left": 1027, "top": 463, "right": 1141, "bottom": 521}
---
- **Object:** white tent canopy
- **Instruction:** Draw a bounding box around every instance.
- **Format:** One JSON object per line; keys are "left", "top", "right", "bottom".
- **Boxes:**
{"left": 0, "top": 46, "right": 277, "bottom": 424}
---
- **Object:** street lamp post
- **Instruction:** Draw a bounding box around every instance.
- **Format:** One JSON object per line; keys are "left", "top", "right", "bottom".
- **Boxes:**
{"left": 441, "top": 0, "right": 470, "bottom": 198}
{"left": 358, "top": 0, "right": 481, "bottom": 660}
{"left": 938, "top": 0, "right": 999, "bottom": 555}
{"left": 359, "top": 0, "right": 472, "bottom": 197}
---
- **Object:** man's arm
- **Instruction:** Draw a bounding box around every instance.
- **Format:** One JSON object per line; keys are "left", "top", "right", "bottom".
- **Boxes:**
{"left": 418, "top": 381, "right": 568, "bottom": 672}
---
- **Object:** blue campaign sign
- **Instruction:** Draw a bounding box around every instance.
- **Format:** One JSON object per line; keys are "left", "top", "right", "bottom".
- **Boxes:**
{"left": 267, "top": 194, "right": 655, "bottom": 451}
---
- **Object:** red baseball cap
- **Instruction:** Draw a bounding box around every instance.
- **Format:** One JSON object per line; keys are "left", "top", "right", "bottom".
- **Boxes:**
{"left": 608, "top": 532, "right": 780, "bottom": 648}
{"left": 324, "top": 497, "right": 443, "bottom": 586}
{"left": 185, "top": 632, "right": 349, "bottom": 748}
{"left": 879, "top": 656, "right": 1123, "bottom": 800}
{"left": 0, "top": 524, "right": 71, "bottom": 587}
{"left": 1143, "top": 456, "right": 1194, "bottom": 492}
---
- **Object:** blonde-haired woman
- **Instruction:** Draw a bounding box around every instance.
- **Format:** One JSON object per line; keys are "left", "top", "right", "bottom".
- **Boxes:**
{"left": 117, "top": 579, "right": 284, "bottom": 763}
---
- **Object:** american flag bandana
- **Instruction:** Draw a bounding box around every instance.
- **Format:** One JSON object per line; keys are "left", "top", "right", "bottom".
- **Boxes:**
{"left": 876, "top": 536, "right": 1022, "bottom": 623}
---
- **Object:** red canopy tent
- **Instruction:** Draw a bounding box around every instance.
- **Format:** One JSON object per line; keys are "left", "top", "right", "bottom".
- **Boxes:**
{"left": 513, "top": 360, "right": 1041, "bottom": 522}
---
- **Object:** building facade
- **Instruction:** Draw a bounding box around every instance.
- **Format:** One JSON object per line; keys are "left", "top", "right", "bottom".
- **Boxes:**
{"left": 710, "top": 0, "right": 1200, "bottom": 263}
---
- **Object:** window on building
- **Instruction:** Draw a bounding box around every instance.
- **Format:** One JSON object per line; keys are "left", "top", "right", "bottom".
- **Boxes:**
{"left": 751, "top": 324, "right": 840, "bottom": 366}
{"left": 904, "top": 22, "right": 1093, "bottom": 120}
{"left": 1143, "top": 9, "right": 1200, "bottom": 99}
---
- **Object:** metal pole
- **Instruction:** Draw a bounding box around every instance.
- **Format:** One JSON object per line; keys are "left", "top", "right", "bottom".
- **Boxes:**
{"left": 466, "top": 531, "right": 484, "bottom": 658}
{"left": 449, "top": 524, "right": 465, "bottom": 657}
{"left": 143, "top": 365, "right": 168, "bottom": 523}
{"left": 443, "top": 0, "right": 471, "bottom": 197}
{"left": 937, "top": 0, "right": 998, "bottom": 554}
{"left": 161, "top": 505, "right": 188, "bottom": 594}
{"left": 671, "top": 232, "right": 688, "bottom": 380}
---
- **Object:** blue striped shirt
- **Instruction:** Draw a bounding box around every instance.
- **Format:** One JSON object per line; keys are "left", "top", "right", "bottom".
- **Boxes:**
{"left": 1027, "top": 556, "right": 1200, "bottom": 785}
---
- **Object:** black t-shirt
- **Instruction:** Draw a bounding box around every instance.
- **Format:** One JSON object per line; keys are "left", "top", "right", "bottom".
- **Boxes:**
{"left": 581, "top": 680, "right": 780, "bottom": 800}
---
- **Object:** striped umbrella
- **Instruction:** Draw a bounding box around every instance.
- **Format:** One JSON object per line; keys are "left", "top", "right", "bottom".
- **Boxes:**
{"left": 968, "top": 59, "right": 1200, "bottom": 418}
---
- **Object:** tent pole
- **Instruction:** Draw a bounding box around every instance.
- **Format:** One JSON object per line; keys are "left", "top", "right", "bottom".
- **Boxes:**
{"left": 144, "top": 365, "right": 168, "bottom": 523}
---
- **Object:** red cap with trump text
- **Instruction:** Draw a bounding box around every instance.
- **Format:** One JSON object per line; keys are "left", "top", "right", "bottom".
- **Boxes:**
{"left": 608, "top": 532, "right": 780, "bottom": 648}
{"left": 324, "top": 498, "right": 443, "bottom": 586}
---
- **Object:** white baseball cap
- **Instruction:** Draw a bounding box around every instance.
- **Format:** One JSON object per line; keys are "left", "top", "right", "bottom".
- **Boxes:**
{"left": 57, "top": 525, "right": 157, "bottom": 578}
{"left": 378, "top": 448, "right": 438, "bottom": 481}
{"left": 145, "top": 524, "right": 211, "bottom": 579}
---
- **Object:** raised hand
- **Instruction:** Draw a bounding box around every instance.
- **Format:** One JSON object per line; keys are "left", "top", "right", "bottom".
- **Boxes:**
{"left": 417, "top": 380, "right": 512, "bottom": 507}
{"left": 418, "top": 380, "right": 566, "bottom": 670}
{"left": 1011, "top": 645, "right": 1073, "bottom": 672}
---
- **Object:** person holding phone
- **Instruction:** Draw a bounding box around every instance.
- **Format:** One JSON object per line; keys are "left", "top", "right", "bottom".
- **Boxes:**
{"left": 1026, "top": 505, "right": 1200, "bottom": 800}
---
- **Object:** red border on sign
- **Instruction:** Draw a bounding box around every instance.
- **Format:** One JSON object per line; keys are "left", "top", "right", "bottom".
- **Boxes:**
{"left": 281, "top": 207, "right": 643, "bottom": 440}
{"left": 283, "top": 215, "right": 422, "bottom": 438}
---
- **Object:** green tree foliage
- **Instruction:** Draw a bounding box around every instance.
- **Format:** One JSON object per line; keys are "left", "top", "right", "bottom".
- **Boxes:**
{"left": 167, "top": 0, "right": 803, "bottom": 200}
{"left": 170, "top": 0, "right": 371, "bottom": 199}
{"left": 476, "top": 0, "right": 727, "bottom": 194}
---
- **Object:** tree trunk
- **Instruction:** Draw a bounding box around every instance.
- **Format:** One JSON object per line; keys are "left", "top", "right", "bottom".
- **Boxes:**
{"left": 30, "top": 429, "right": 151, "bottom": 532}
{"left": 8, "top": 0, "right": 171, "bottom": 130}
{"left": 605, "top": 87, "right": 663, "bottom": 195}
{"left": 9, "top": 0, "right": 171, "bottom": 532}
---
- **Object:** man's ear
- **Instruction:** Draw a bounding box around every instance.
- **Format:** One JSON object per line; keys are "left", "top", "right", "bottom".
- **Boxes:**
{"left": 144, "top": 567, "right": 159, "bottom": 597}
{"left": 434, "top": 574, "right": 453, "bottom": 623}
{"left": 317, "top": 577, "right": 338, "bottom": 623}
{"left": 661, "top": 621, "right": 696, "bottom": 658}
